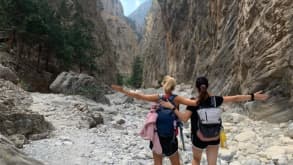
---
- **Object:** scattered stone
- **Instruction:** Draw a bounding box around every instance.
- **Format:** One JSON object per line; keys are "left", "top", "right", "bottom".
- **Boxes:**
{"left": 229, "top": 161, "right": 241, "bottom": 165}
{"left": 116, "top": 119, "right": 126, "bottom": 125}
{"left": 90, "top": 112, "right": 104, "bottom": 125}
{"left": 243, "top": 158, "right": 261, "bottom": 165}
{"left": 219, "top": 148, "right": 236, "bottom": 162}
{"left": 19, "top": 85, "right": 292, "bottom": 165}
{"left": 235, "top": 131, "right": 256, "bottom": 142}
{"left": 264, "top": 146, "right": 286, "bottom": 159}
{"left": 28, "top": 132, "right": 50, "bottom": 141}
{"left": 8, "top": 134, "right": 27, "bottom": 148}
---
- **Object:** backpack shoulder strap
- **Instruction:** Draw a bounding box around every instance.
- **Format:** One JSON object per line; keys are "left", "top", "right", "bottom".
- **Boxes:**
{"left": 168, "top": 94, "right": 177, "bottom": 103}
{"left": 212, "top": 96, "right": 217, "bottom": 107}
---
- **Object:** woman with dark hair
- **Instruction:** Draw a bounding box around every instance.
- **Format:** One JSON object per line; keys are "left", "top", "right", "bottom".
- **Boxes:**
{"left": 160, "top": 77, "right": 268, "bottom": 165}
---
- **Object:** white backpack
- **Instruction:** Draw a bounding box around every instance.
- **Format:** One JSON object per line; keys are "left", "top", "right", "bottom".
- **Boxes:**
{"left": 196, "top": 96, "right": 222, "bottom": 141}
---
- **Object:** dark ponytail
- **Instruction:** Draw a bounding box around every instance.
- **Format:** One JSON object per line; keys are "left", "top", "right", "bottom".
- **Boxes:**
{"left": 195, "top": 77, "right": 210, "bottom": 105}
{"left": 197, "top": 85, "right": 209, "bottom": 105}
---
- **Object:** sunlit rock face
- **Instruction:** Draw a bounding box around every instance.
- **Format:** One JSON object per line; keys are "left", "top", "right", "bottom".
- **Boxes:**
{"left": 100, "top": 0, "right": 138, "bottom": 76}
{"left": 142, "top": 0, "right": 293, "bottom": 122}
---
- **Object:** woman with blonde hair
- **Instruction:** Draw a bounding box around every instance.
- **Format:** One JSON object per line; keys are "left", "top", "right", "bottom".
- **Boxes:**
{"left": 112, "top": 75, "right": 197, "bottom": 165}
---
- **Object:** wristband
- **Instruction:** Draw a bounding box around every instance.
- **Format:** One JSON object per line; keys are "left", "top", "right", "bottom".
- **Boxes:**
{"left": 250, "top": 93, "right": 254, "bottom": 101}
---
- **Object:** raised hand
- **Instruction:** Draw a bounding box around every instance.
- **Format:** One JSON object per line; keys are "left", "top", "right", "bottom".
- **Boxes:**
{"left": 254, "top": 91, "right": 269, "bottom": 101}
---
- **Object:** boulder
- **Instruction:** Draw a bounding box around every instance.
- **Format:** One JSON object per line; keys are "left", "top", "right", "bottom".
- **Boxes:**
{"left": 0, "top": 80, "right": 51, "bottom": 138}
{"left": 50, "top": 72, "right": 110, "bottom": 104}
{"left": 8, "top": 134, "right": 27, "bottom": 149}
{"left": 0, "top": 64, "right": 18, "bottom": 84}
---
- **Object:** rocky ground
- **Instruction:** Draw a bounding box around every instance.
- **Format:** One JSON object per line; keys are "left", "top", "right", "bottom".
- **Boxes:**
{"left": 21, "top": 85, "right": 293, "bottom": 165}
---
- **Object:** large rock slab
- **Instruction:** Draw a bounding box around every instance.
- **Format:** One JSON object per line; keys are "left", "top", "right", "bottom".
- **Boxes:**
{"left": 0, "top": 80, "right": 51, "bottom": 137}
{"left": 49, "top": 72, "right": 110, "bottom": 104}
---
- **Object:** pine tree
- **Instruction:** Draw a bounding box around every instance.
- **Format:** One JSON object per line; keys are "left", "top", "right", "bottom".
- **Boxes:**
{"left": 130, "top": 56, "right": 143, "bottom": 88}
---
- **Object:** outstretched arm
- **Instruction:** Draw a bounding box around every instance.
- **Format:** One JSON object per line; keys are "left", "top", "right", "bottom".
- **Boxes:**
{"left": 174, "top": 96, "right": 198, "bottom": 106}
{"left": 159, "top": 100, "right": 192, "bottom": 122}
{"left": 111, "top": 85, "right": 159, "bottom": 102}
{"left": 223, "top": 91, "right": 268, "bottom": 103}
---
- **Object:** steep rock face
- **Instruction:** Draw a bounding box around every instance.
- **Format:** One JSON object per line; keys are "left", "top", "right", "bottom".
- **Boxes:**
{"left": 141, "top": 0, "right": 168, "bottom": 87}
{"left": 66, "top": 0, "right": 118, "bottom": 84}
{"left": 100, "top": 0, "right": 138, "bottom": 75}
{"left": 129, "top": 0, "right": 152, "bottom": 36}
{"left": 100, "top": 0, "right": 124, "bottom": 17}
{"left": 143, "top": 0, "right": 293, "bottom": 122}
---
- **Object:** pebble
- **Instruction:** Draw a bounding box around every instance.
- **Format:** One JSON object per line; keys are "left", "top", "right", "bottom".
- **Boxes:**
{"left": 20, "top": 87, "right": 292, "bottom": 165}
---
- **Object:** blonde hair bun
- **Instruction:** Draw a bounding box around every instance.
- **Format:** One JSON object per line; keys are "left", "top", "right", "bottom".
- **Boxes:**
{"left": 161, "top": 75, "right": 176, "bottom": 92}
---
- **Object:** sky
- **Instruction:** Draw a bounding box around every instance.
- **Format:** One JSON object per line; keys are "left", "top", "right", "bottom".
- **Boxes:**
{"left": 120, "top": 0, "right": 147, "bottom": 16}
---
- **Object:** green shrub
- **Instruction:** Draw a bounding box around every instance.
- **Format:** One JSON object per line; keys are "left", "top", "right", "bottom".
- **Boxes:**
{"left": 129, "top": 56, "right": 143, "bottom": 88}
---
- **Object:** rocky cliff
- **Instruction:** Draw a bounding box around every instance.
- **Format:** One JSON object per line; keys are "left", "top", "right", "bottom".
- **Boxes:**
{"left": 142, "top": 0, "right": 293, "bottom": 122}
{"left": 50, "top": 0, "right": 118, "bottom": 83}
{"left": 100, "top": 0, "right": 138, "bottom": 76}
{"left": 129, "top": 0, "right": 152, "bottom": 36}
{"left": 140, "top": 0, "right": 168, "bottom": 87}
{"left": 0, "top": 0, "right": 118, "bottom": 92}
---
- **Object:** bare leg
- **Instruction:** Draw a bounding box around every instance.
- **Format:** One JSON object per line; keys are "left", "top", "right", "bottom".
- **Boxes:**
{"left": 192, "top": 146, "right": 203, "bottom": 165}
{"left": 153, "top": 152, "right": 163, "bottom": 165}
{"left": 168, "top": 151, "right": 180, "bottom": 165}
{"left": 206, "top": 145, "right": 219, "bottom": 165}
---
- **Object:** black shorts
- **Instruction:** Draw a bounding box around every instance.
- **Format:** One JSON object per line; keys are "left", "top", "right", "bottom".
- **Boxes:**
{"left": 192, "top": 134, "right": 220, "bottom": 149}
{"left": 150, "top": 136, "right": 178, "bottom": 157}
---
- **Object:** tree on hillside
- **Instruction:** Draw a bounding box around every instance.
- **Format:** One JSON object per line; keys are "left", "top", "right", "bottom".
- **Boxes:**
{"left": 130, "top": 56, "right": 143, "bottom": 88}
{"left": 0, "top": 0, "right": 97, "bottom": 72}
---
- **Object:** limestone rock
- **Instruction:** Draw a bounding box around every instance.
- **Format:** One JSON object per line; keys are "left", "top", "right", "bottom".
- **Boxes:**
{"left": 140, "top": 0, "right": 168, "bottom": 87}
{"left": 142, "top": 0, "right": 293, "bottom": 122}
{"left": 264, "top": 146, "right": 287, "bottom": 159}
{"left": 242, "top": 159, "right": 261, "bottom": 165}
{"left": 235, "top": 131, "right": 256, "bottom": 142}
{"left": 100, "top": 0, "right": 138, "bottom": 76}
{"left": 49, "top": 72, "right": 110, "bottom": 104}
{"left": 8, "top": 134, "right": 27, "bottom": 149}
{"left": 0, "top": 80, "right": 51, "bottom": 137}
{"left": 219, "top": 148, "right": 236, "bottom": 162}
{"left": 0, "top": 134, "right": 43, "bottom": 165}
{"left": 0, "top": 64, "right": 18, "bottom": 84}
